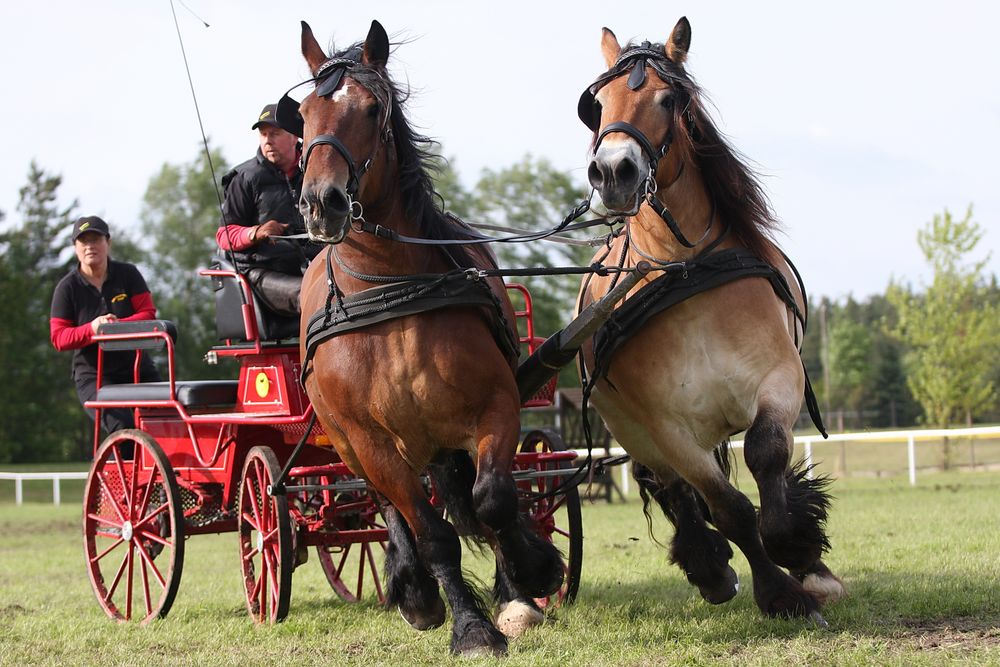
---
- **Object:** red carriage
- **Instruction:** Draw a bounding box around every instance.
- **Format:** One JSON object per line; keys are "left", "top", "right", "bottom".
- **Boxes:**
{"left": 80, "top": 265, "right": 583, "bottom": 624}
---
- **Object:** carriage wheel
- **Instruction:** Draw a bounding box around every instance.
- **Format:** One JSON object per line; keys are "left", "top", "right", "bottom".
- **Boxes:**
{"left": 516, "top": 429, "right": 583, "bottom": 607}
{"left": 82, "top": 429, "right": 185, "bottom": 624}
{"left": 238, "top": 446, "right": 293, "bottom": 623}
{"left": 312, "top": 476, "right": 388, "bottom": 604}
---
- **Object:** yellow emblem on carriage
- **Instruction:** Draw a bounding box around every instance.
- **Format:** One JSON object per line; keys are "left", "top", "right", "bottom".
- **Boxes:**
{"left": 255, "top": 372, "right": 270, "bottom": 398}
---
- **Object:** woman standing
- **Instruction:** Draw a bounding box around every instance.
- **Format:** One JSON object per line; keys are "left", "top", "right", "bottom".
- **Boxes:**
{"left": 50, "top": 216, "right": 161, "bottom": 436}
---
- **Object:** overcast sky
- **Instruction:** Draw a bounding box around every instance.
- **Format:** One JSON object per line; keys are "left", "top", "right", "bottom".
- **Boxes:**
{"left": 2, "top": 1, "right": 997, "bottom": 301}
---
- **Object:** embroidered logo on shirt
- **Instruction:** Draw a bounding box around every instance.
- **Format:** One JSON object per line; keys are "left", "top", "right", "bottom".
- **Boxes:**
{"left": 111, "top": 293, "right": 127, "bottom": 303}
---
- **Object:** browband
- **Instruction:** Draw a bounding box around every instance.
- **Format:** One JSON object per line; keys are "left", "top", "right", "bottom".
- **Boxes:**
{"left": 276, "top": 47, "right": 365, "bottom": 138}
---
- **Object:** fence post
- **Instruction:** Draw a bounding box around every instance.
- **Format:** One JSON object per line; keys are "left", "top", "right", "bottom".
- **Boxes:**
{"left": 621, "top": 462, "right": 630, "bottom": 497}
{"left": 804, "top": 440, "right": 814, "bottom": 478}
{"left": 15, "top": 477, "right": 23, "bottom": 505}
{"left": 908, "top": 434, "right": 916, "bottom": 486}
{"left": 53, "top": 477, "right": 61, "bottom": 506}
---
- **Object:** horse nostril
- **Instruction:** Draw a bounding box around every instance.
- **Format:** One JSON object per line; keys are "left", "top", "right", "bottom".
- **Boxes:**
{"left": 322, "top": 186, "right": 351, "bottom": 218}
{"left": 587, "top": 161, "right": 605, "bottom": 189}
{"left": 613, "top": 158, "right": 638, "bottom": 187}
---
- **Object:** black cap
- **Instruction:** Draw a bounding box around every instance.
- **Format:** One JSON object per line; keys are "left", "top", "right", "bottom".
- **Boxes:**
{"left": 72, "top": 216, "right": 111, "bottom": 242}
{"left": 251, "top": 104, "right": 280, "bottom": 130}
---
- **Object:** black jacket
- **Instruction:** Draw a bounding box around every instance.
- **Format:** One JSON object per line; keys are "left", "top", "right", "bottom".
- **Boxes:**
{"left": 221, "top": 149, "right": 318, "bottom": 274}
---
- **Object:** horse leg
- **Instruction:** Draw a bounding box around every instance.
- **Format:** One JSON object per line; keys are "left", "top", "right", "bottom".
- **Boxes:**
{"left": 366, "top": 455, "right": 507, "bottom": 656}
{"left": 471, "top": 420, "right": 564, "bottom": 602}
{"left": 427, "top": 450, "right": 543, "bottom": 638}
{"left": 658, "top": 438, "right": 822, "bottom": 621}
{"left": 632, "top": 461, "right": 738, "bottom": 604}
{"left": 743, "top": 407, "right": 845, "bottom": 604}
{"left": 380, "top": 500, "right": 445, "bottom": 630}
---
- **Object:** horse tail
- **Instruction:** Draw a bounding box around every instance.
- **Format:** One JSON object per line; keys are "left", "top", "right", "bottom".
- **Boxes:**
{"left": 714, "top": 439, "right": 733, "bottom": 481}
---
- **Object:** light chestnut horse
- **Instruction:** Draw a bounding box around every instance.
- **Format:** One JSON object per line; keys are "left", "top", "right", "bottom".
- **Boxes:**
{"left": 294, "top": 21, "right": 562, "bottom": 655}
{"left": 577, "top": 17, "right": 844, "bottom": 623}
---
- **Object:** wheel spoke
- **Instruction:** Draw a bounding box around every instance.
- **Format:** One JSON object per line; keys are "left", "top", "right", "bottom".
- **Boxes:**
{"left": 241, "top": 511, "right": 261, "bottom": 534}
{"left": 132, "top": 500, "right": 168, "bottom": 533}
{"left": 125, "top": 541, "right": 135, "bottom": 621}
{"left": 336, "top": 545, "right": 352, "bottom": 579}
{"left": 105, "top": 548, "right": 131, "bottom": 603}
{"left": 134, "top": 539, "right": 167, "bottom": 588}
{"left": 129, "top": 447, "right": 139, "bottom": 520}
{"left": 364, "top": 543, "right": 384, "bottom": 601}
{"left": 135, "top": 466, "right": 161, "bottom": 522}
{"left": 90, "top": 535, "right": 126, "bottom": 563}
{"left": 140, "top": 554, "right": 153, "bottom": 618}
{"left": 355, "top": 543, "right": 367, "bottom": 599}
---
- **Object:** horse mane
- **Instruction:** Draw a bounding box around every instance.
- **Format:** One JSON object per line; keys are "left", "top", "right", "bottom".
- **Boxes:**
{"left": 623, "top": 41, "right": 780, "bottom": 260}
{"left": 328, "top": 42, "right": 487, "bottom": 269}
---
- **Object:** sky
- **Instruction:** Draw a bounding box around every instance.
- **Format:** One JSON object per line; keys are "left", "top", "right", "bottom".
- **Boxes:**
{"left": 2, "top": 1, "right": 997, "bottom": 301}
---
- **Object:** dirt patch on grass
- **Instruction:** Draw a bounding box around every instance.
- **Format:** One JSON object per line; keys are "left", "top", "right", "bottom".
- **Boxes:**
{"left": 0, "top": 604, "right": 31, "bottom": 618}
{"left": 898, "top": 617, "right": 1000, "bottom": 650}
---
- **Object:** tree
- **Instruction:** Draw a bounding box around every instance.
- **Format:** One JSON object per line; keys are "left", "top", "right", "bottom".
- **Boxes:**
{"left": 0, "top": 163, "right": 89, "bottom": 461}
{"left": 827, "top": 315, "right": 875, "bottom": 426}
{"left": 887, "top": 206, "right": 1000, "bottom": 464}
{"left": 140, "top": 145, "right": 230, "bottom": 379}
{"left": 468, "top": 155, "right": 593, "bottom": 339}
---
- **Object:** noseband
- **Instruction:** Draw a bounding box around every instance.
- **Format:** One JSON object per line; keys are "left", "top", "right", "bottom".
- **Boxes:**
{"left": 579, "top": 44, "right": 705, "bottom": 249}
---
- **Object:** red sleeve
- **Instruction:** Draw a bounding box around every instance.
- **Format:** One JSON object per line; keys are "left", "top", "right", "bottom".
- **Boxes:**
{"left": 216, "top": 224, "right": 255, "bottom": 251}
{"left": 50, "top": 317, "right": 93, "bottom": 351}
{"left": 121, "top": 292, "right": 157, "bottom": 322}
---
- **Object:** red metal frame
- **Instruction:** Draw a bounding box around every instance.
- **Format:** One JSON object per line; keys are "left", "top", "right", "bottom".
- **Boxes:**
{"left": 83, "top": 272, "right": 560, "bottom": 538}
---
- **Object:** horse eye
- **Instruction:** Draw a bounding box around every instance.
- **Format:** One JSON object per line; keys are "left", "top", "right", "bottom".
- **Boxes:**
{"left": 660, "top": 95, "right": 675, "bottom": 110}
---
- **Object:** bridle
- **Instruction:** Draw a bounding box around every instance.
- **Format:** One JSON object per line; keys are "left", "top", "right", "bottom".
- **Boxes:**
{"left": 578, "top": 43, "right": 710, "bottom": 250}
{"left": 276, "top": 48, "right": 392, "bottom": 218}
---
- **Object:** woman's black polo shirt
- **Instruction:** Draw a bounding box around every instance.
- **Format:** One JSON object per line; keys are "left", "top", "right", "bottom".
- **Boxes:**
{"left": 50, "top": 259, "right": 157, "bottom": 386}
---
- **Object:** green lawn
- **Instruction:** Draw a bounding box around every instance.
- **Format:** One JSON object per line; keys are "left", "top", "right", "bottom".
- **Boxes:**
{"left": 1, "top": 472, "right": 998, "bottom": 665}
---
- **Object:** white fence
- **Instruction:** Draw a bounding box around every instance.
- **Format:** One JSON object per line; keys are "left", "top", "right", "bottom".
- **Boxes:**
{"left": 3, "top": 425, "right": 998, "bottom": 505}
{"left": 0, "top": 471, "right": 88, "bottom": 505}
{"left": 572, "top": 424, "right": 1000, "bottom": 494}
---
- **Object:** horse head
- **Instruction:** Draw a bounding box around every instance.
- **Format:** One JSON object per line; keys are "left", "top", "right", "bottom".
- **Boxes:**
{"left": 297, "top": 20, "right": 394, "bottom": 244}
{"left": 579, "top": 17, "right": 695, "bottom": 215}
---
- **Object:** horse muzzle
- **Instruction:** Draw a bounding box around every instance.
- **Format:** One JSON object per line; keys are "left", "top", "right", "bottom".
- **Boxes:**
{"left": 300, "top": 183, "right": 352, "bottom": 244}
{"left": 587, "top": 141, "right": 647, "bottom": 214}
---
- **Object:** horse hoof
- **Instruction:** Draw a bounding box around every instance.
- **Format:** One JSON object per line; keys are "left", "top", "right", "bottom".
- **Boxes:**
{"left": 698, "top": 567, "right": 739, "bottom": 605}
{"left": 450, "top": 620, "right": 508, "bottom": 657}
{"left": 809, "top": 610, "right": 829, "bottom": 629}
{"left": 802, "top": 572, "right": 847, "bottom": 604}
{"left": 495, "top": 600, "right": 544, "bottom": 638}
{"left": 398, "top": 595, "right": 446, "bottom": 631}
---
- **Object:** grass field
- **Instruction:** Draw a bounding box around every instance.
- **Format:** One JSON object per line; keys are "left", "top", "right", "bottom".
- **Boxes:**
{"left": 1, "top": 470, "right": 999, "bottom": 666}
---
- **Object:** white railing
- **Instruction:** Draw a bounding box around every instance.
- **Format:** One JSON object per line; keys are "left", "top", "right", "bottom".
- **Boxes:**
{"left": 573, "top": 424, "right": 1000, "bottom": 493}
{"left": 3, "top": 425, "right": 998, "bottom": 505}
{"left": 0, "top": 472, "right": 88, "bottom": 505}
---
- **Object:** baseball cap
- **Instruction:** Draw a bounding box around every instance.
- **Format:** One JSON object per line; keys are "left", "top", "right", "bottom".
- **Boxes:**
{"left": 251, "top": 104, "right": 280, "bottom": 130}
{"left": 72, "top": 216, "right": 111, "bottom": 242}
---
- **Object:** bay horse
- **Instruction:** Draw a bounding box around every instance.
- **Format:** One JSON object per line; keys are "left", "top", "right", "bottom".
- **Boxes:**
{"left": 576, "top": 17, "right": 845, "bottom": 623}
{"left": 292, "top": 20, "right": 563, "bottom": 656}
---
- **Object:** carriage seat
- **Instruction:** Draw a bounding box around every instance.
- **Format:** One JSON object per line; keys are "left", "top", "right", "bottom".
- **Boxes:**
{"left": 209, "top": 255, "right": 300, "bottom": 342}
{"left": 95, "top": 380, "right": 239, "bottom": 408}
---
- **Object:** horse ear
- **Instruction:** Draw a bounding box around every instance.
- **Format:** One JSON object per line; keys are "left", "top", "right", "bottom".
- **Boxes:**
{"left": 301, "top": 21, "right": 327, "bottom": 72}
{"left": 665, "top": 17, "right": 691, "bottom": 64}
{"left": 600, "top": 28, "right": 621, "bottom": 69}
{"left": 363, "top": 20, "right": 390, "bottom": 68}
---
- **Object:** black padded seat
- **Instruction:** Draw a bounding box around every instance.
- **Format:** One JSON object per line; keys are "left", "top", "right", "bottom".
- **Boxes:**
{"left": 95, "top": 381, "right": 239, "bottom": 408}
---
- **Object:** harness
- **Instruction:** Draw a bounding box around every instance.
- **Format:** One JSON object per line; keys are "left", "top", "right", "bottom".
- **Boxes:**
{"left": 585, "top": 247, "right": 828, "bottom": 437}
{"left": 300, "top": 249, "right": 519, "bottom": 386}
